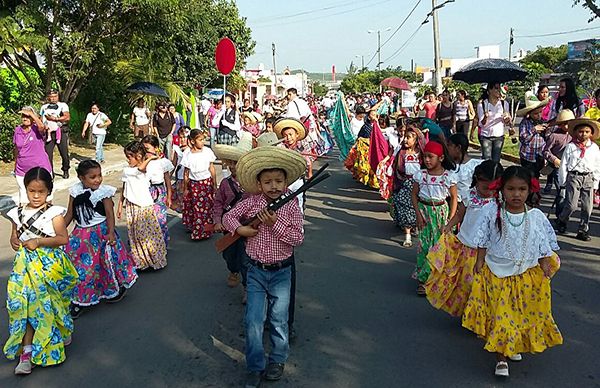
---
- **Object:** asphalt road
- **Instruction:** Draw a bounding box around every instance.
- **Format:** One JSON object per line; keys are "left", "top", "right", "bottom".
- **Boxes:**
{"left": 0, "top": 160, "right": 598, "bottom": 387}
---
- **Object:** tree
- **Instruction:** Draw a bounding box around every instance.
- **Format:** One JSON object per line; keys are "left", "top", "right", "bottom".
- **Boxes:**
{"left": 312, "top": 82, "right": 328, "bottom": 97}
{"left": 520, "top": 45, "right": 567, "bottom": 72}
{"left": 340, "top": 67, "right": 421, "bottom": 94}
{"left": 574, "top": 0, "right": 600, "bottom": 21}
{"left": 577, "top": 42, "right": 600, "bottom": 98}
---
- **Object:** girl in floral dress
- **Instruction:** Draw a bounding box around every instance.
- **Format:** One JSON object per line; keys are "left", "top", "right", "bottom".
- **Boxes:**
{"left": 181, "top": 129, "right": 217, "bottom": 240}
{"left": 171, "top": 126, "right": 190, "bottom": 213}
{"left": 64, "top": 160, "right": 138, "bottom": 319}
{"left": 141, "top": 135, "right": 174, "bottom": 246}
{"left": 411, "top": 141, "right": 457, "bottom": 295}
{"left": 425, "top": 160, "right": 502, "bottom": 316}
{"left": 117, "top": 141, "right": 167, "bottom": 270}
{"left": 5, "top": 167, "right": 78, "bottom": 375}
{"left": 462, "top": 166, "right": 562, "bottom": 377}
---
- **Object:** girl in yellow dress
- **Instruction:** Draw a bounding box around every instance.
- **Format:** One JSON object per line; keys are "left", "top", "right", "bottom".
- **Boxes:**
{"left": 425, "top": 160, "right": 503, "bottom": 316}
{"left": 462, "top": 166, "right": 562, "bottom": 377}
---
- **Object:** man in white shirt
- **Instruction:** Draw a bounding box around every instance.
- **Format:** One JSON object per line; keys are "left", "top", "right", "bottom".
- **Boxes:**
{"left": 40, "top": 90, "right": 71, "bottom": 178}
{"left": 200, "top": 98, "right": 212, "bottom": 129}
{"left": 284, "top": 88, "right": 312, "bottom": 122}
{"left": 129, "top": 98, "right": 151, "bottom": 138}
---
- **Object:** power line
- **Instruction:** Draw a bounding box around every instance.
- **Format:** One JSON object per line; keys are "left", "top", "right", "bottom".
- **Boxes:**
{"left": 379, "top": 0, "right": 422, "bottom": 49}
{"left": 382, "top": 24, "right": 424, "bottom": 64}
{"left": 250, "top": 0, "right": 359, "bottom": 23}
{"left": 516, "top": 25, "right": 600, "bottom": 38}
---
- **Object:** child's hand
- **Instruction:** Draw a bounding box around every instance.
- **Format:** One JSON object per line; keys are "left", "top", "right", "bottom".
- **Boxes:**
{"left": 214, "top": 223, "right": 225, "bottom": 233}
{"left": 539, "top": 257, "right": 552, "bottom": 278}
{"left": 166, "top": 196, "right": 172, "bottom": 208}
{"left": 553, "top": 159, "right": 561, "bottom": 168}
{"left": 236, "top": 225, "right": 259, "bottom": 238}
{"left": 442, "top": 223, "right": 453, "bottom": 234}
{"left": 106, "top": 230, "right": 117, "bottom": 246}
{"left": 257, "top": 209, "right": 277, "bottom": 227}
{"left": 117, "top": 205, "right": 123, "bottom": 220}
{"left": 22, "top": 238, "right": 40, "bottom": 251}
{"left": 10, "top": 236, "right": 21, "bottom": 251}
{"left": 416, "top": 212, "right": 425, "bottom": 230}
{"left": 474, "top": 257, "right": 485, "bottom": 274}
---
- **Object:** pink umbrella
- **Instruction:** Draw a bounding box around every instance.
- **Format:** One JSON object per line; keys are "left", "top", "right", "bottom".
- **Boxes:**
{"left": 380, "top": 77, "right": 411, "bottom": 91}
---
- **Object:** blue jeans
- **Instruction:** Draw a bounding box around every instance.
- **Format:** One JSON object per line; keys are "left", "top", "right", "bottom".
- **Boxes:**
{"left": 245, "top": 262, "right": 291, "bottom": 372}
{"left": 94, "top": 134, "right": 106, "bottom": 162}
{"left": 479, "top": 135, "right": 504, "bottom": 163}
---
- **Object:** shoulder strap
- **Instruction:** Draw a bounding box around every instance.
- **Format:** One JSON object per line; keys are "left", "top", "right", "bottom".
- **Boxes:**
{"left": 223, "top": 178, "right": 243, "bottom": 213}
{"left": 17, "top": 206, "right": 51, "bottom": 238}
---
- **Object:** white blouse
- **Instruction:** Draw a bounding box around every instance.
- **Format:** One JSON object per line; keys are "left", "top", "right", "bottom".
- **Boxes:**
{"left": 413, "top": 169, "right": 457, "bottom": 201}
{"left": 146, "top": 158, "right": 174, "bottom": 185}
{"left": 403, "top": 153, "right": 421, "bottom": 177}
{"left": 69, "top": 183, "right": 116, "bottom": 227}
{"left": 456, "top": 188, "right": 495, "bottom": 248}
{"left": 8, "top": 205, "right": 66, "bottom": 242}
{"left": 452, "top": 158, "right": 483, "bottom": 202}
{"left": 475, "top": 202, "right": 560, "bottom": 278}
{"left": 122, "top": 167, "right": 154, "bottom": 207}
{"left": 181, "top": 148, "right": 216, "bottom": 181}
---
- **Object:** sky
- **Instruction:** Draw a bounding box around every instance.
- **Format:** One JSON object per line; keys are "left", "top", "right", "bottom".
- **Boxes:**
{"left": 236, "top": 0, "right": 600, "bottom": 73}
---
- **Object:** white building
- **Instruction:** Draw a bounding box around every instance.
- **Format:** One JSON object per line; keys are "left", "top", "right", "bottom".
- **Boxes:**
{"left": 240, "top": 64, "right": 310, "bottom": 105}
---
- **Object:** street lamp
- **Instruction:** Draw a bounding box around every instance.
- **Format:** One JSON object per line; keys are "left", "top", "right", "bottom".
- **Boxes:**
{"left": 368, "top": 27, "right": 392, "bottom": 71}
{"left": 355, "top": 55, "right": 364, "bottom": 70}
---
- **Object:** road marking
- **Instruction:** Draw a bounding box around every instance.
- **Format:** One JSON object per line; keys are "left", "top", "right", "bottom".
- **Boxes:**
{"left": 211, "top": 335, "right": 245, "bottom": 362}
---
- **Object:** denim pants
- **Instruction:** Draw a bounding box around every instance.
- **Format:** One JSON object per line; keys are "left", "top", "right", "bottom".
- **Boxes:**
{"left": 222, "top": 238, "right": 248, "bottom": 287}
{"left": 479, "top": 135, "right": 504, "bottom": 162}
{"left": 158, "top": 134, "right": 173, "bottom": 161}
{"left": 245, "top": 262, "right": 291, "bottom": 372}
{"left": 94, "top": 134, "right": 106, "bottom": 162}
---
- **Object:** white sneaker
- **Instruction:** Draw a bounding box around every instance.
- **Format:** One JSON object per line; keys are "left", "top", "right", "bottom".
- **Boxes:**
{"left": 508, "top": 353, "right": 522, "bottom": 362}
{"left": 495, "top": 361, "right": 509, "bottom": 377}
{"left": 14, "top": 354, "right": 33, "bottom": 375}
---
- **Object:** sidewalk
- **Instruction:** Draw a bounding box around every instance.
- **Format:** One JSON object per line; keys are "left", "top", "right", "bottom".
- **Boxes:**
{"left": 0, "top": 146, "right": 127, "bottom": 211}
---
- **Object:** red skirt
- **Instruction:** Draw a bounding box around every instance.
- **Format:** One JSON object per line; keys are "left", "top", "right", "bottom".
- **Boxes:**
{"left": 183, "top": 178, "right": 215, "bottom": 240}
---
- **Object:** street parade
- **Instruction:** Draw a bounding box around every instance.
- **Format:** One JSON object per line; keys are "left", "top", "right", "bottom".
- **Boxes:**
{"left": 0, "top": 1, "right": 599, "bottom": 387}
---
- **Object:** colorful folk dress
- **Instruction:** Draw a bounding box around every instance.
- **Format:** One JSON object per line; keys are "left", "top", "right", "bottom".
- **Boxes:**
{"left": 4, "top": 205, "right": 78, "bottom": 366}
{"left": 146, "top": 157, "right": 175, "bottom": 247}
{"left": 391, "top": 152, "right": 421, "bottom": 228}
{"left": 462, "top": 203, "right": 563, "bottom": 356}
{"left": 181, "top": 147, "right": 216, "bottom": 240}
{"left": 65, "top": 183, "right": 137, "bottom": 306}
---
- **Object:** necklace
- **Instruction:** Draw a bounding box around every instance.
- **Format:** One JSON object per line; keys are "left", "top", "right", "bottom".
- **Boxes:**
{"left": 502, "top": 204, "right": 527, "bottom": 227}
{"left": 501, "top": 205, "right": 530, "bottom": 270}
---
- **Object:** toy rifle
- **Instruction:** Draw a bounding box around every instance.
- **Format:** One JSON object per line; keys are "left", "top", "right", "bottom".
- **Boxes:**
{"left": 214, "top": 163, "right": 331, "bottom": 253}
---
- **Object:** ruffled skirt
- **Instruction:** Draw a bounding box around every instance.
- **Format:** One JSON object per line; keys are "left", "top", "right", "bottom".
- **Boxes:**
{"left": 415, "top": 202, "right": 448, "bottom": 283}
{"left": 345, "top": 138, "right": 378, "bottom": 189}
{"left": 391, "top": 179, "right": 416, "bottom": 228}
{"left": 149, "top": 183, "right": 170, "bottom": 247}
{"left": 183, "top": 178, "right": 214, "bottom": 240}
{"left": 462, "top": 255, "right": 563, "bottom": 356}
{"left": 125, "top": 200, "right": 167, "bottom": 270}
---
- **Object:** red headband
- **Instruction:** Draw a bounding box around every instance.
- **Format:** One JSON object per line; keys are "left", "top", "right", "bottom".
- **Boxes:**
{"left": 423, "top": 141, "right": 444, "bottom": 157}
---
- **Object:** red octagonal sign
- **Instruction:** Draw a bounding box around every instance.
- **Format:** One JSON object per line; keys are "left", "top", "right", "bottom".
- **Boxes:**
{"left": 215, "top": 38, "right": 236, "bottom": 75}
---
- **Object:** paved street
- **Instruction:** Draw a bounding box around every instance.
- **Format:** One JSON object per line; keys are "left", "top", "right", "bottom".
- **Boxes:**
{"left": 0, "top": 159, "right": 598, "bottom": 387}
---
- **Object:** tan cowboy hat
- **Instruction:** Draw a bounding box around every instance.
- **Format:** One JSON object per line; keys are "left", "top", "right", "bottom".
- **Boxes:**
{"left": 516, "top": 91, "right": 549, "bottom": 117}
{"left": 273, "top": 117, "right": 307, "bottom": 141}
{"left": 555, "top": 109, "right": 575, "bottom": 125}
{"left": 568, "top": 117, "right": 600, "bottom": 141}
{"left": 256, "top": 132, "right": 285, "bottom": 147}
{"left": 242, "top": 111, "right": 258, "bottom": 124}
{"left": 236, "top": 146, "right": 307, "bottom": 194}
{"left": 213, "top": 131, "right": 253, "bottom": 161}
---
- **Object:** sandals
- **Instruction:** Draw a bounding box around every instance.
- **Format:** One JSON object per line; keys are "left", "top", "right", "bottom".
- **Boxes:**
{"left": 508, "top": 353, "right": 522, "bottom": 362}
{"left": 416, "top": 283, "right": 426, "bottom": 296}
{"left": 495, "top": 361, "right": 509, "bottom": 377}
{"left": 402, "top": 239, "right": 413, "bottom": 248}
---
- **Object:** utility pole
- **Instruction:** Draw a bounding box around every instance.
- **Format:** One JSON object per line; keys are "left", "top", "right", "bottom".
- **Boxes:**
{"left": 272, "top": 43, "right": 277, "bottom": 93}
{"left": 432, "top": 0, "right": 442, "bottom": 94}
{"left": 377, "top": 30, "right": 382, "bottom": 71}
{"left": 361, "top": 55, "right": 365, "bottom": 70}
{"left": 508, "top": 28, "right": 514, "bottom": 61}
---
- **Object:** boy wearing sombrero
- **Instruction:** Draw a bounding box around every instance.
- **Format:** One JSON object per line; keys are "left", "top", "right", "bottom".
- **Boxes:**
{"left": 516, "top": 93, "right": 550, "bottom": 178}
{"left": 222, "top": 147, "right": 306, "bottom": 387}
{"left": 555, "top": 118, "right": 600, "bottom": 241}
{"left": 542, "top": 109, "right": 574, "bottom": 195}
{"left": 273, "top": 117, "right": 313, "bottom": 177}
{"left": 213, "top": 132, "right": 252, "bottom": 295}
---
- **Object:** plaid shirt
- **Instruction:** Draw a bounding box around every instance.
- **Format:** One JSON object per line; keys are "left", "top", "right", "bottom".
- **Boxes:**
{"left": 222, "top": 193, "right": 304, "bottom": 264}
{"left": 519, "top": 118, "right": 546, "bottom": 162}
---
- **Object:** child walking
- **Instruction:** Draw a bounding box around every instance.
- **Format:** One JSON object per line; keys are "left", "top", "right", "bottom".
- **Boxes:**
{"left": 64, "top": 160, "right": 138, "bottom": 318}
{"left": 181, "top": 129, "right": 217, "bottom": 240}
{"left": 390, "top": 127, "right": 425, "bottom": 247}
{"left": 411, "top": 141, "right": 457, "bottom": 295}
{"left": 446, "top": 133, "right": 483, "bottom": 201}
{"left": 462, "top": 166, "right": 562, "bottom": 377}
{"left": 542, "top": 110, "right": 574, "bottom": 195}
{"left": 171, "top": 126, "right": 190, "bottom": 212}
{"left": 117, "top": 141, "right": 167, "bottom": 270}
{"left": 555, "top": 118, "right": 600, "bottom": 241}
{"left": 141, "top": 135, "right": 174, "bottom": 246}
{"left": 222, "top": 146, "right": 306, "bottom": 388}
{"left": 425, "top": 160, "right": 503, "bottom": 316}
{"left": 5, "top": 167, "right": 78, "bottom": 374}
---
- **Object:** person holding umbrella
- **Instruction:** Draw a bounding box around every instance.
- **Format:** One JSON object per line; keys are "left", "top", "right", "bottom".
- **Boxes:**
{"left": 476, "top": 83, "right": 511, "bottom": 163}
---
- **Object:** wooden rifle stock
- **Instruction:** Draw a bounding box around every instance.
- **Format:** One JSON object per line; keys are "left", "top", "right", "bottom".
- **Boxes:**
{"left": 215, "top": 165, "right": 330, "bottom": 253}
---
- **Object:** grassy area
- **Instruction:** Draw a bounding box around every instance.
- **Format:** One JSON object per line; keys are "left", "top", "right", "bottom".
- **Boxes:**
{"left": 470, "top": 135, "right": 519, "bottom": 158}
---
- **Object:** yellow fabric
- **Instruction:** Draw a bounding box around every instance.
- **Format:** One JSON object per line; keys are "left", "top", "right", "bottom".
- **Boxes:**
{"left": 584, "top": 107, "right": 600, "bottom": 120}
{"left": 350, "top": 138, "right": 378, "bottom": 189}
{"left": 462, "top": 253, "right": 563, "bottom": 357}
{"left": 425, "top": 233, "right": 477, "bottom": 317}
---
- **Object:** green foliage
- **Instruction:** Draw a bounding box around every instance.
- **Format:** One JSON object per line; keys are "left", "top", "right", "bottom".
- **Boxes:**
{"left": 0, "top": 68, "right": 42, "bottom": 112}
{"left": 340, "top": 67, "right": 421, "bottom": 94}
{"left": 312, "top": 82, "right": 328, "bottom": 97}
{"left": 441, "top": 80, "right": 482, "bottom": 102}
{"left": 0, "top": 111, "right": 20, "bottom": 162}
{"left": 520, "top": 45, "right": 567, "bottom": 73}
{"left": 577, "top": 42, "right": 600, "bottom": 97}
{"left": 573, "top": 0, "right": 600, "bottom": 21}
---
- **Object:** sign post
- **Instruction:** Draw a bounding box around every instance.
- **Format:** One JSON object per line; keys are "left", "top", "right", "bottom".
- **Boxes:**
{"left": 215, "top": 37, "right": 237, "bottom": 102}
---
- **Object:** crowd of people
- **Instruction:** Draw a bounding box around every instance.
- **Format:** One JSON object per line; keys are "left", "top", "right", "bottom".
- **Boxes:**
{"left": 6, "top": 78, "right": 600, "bottom": 385}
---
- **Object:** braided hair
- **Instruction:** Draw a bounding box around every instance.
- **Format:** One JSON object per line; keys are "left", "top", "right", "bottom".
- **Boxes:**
{"left": 494, "top": 166, "right": 533, "bottom": 234}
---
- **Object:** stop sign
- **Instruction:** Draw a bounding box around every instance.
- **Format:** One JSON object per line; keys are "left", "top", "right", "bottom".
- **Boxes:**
{"left": 215, "top": 38, "right": 236, "bottom": 75}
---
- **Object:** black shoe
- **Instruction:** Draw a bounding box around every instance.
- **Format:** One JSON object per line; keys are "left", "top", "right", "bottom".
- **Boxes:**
{"left": 554, "top": 219, "right": 567, "bottom": 234}
{"left": 575, "top": 231, "right": 591, "bottom": 241}
{"left": 542, "top": 186, "right": 552, "bottom": 194}
{"left": 70, "top": 304, "right": 85, "bottom": 319}
{"left": 244, "top": 371, "right": 262, "bottom": 388}
{"left": 264, "top": 363, "right": 284, "bottom": 381}
{"left": 107, "top": 287, "right": 127, "bottom": 304}
{"left": 63, "top": 171, "right": 70, "bottom": 179}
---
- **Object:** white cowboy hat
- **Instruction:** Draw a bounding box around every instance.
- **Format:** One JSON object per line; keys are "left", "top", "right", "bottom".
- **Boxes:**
{"left": 236, "top": 147, "right": 307, "bottom": 194}
{"left": 212, "top": 131, "right": 253, "bottom": 161}
{"left": 516, "top": 91, "right": 550, "bottom": 117}
{"left": 273, "top": 117, "right": 307, "bottom": 141}
{"left": 555, "top": 109, "right": 575, "bottom": 125}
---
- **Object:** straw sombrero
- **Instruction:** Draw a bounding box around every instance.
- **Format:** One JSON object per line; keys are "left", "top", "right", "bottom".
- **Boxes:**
{"left": 213, "top": 131, "right": 253, "bottom": 161}
{"left": 256, "top": 132, "right": 285, "bottom": 147}
{"left": 555, "top": 109, "right": 575, "bottom": 125}
{"left": 273, "top": 117, "right": 307, "bottom": 141}
{"left": 516, "top": 92, "right": 549, "bottom": 117}
{"left": 236, "top": 147, "right": 307, "bottom": 194}
{"left": 567, "top": 117, "right": 600, "bottom": 141}
{"left": 242, "top": 111, "right": 258, "bottom": 124}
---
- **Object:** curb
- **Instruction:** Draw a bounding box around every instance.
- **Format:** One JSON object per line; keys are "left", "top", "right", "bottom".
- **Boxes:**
{"left": 469, "top": 142, "right": 520, "bottom": 164}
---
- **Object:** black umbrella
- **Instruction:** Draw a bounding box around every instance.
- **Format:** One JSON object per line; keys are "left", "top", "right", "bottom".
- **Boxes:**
{"left": 126, "top": 81, "right": 169, "bottom": 98}
{"left": 453, "top": 58, "right": 527, "bottom": 84}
